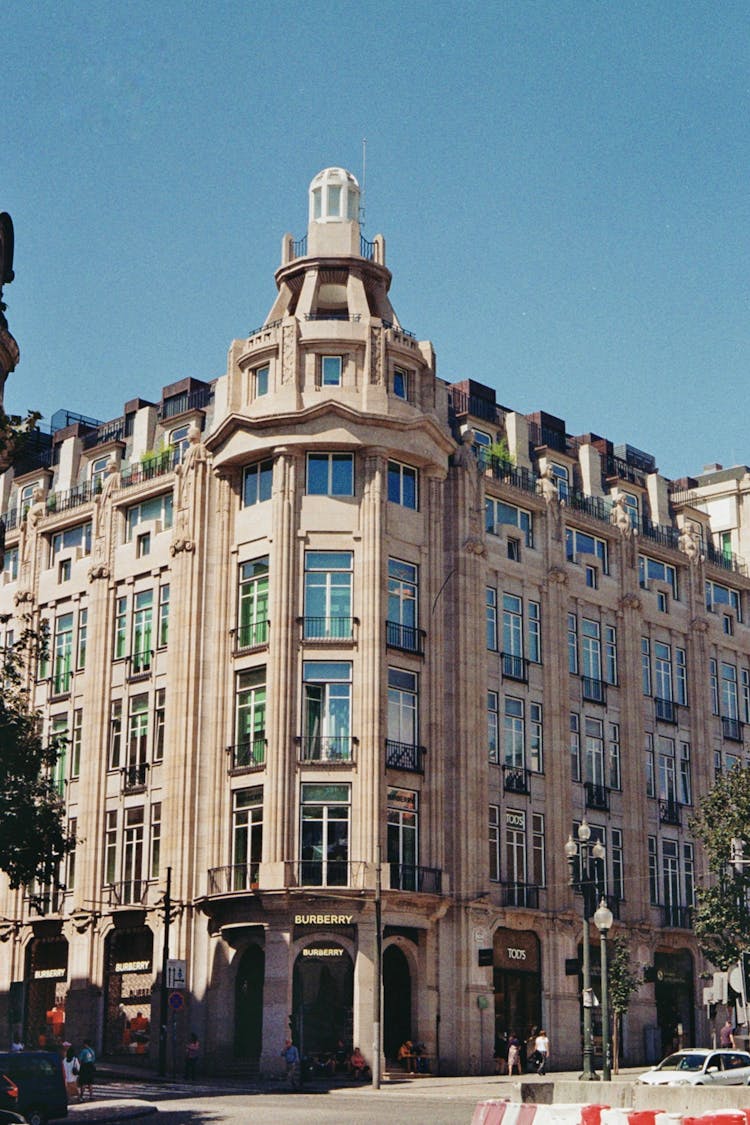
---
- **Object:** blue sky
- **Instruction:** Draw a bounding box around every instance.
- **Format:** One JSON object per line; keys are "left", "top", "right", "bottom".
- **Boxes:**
{"left": 4, "top": 0, "right": 749, "bottom": 480}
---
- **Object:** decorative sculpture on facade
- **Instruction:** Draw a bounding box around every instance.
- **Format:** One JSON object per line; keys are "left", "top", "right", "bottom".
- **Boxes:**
{"left": 609, "top": 494, "right": 634, "bottom": 537}
{"left": 678, "top": 522, "right": 701, "bottom": 563}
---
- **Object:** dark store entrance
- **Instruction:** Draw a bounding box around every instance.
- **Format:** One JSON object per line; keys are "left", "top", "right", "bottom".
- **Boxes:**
{"left": 383, "top": 944, "right": 412, "bottom": 1063}
{"left": 103, "top": 927, "right": 154, "bottom": 1057}
{"left": 654, "top": 948, "right": 695, "bottom": 1054}
{"left": 25, "top": 936, "right": 69, "bottom": 1049}
{"left": 292, "top": 942, "right": 353, "bottom": 1058}
{"left": 234, "top": 943, "right": 264, "bottom": 1059}
{"left": 493, "top": 929, "right": 541, "bottom": 1052}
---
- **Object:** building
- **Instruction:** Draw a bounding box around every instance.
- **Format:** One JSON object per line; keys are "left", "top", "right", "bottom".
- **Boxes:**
{"left": 1, "top": 167, "right": 749, "bottom": 1075}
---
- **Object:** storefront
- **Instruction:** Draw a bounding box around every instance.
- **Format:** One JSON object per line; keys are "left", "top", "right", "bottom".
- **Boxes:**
{"left": 493, "top": 928, "right": 541, "bottom": 1052}
{"left": 103, "top": 926, "right": 154, "bottom": 1057}
{"left": 24, "top": 935, "right": 69, "bottom": 1049}
{"left": 654, "top": 948, "right": 695, "bottom": 1054}
{"left": 291, "top": 912, "right": 357, "bottom": 1061}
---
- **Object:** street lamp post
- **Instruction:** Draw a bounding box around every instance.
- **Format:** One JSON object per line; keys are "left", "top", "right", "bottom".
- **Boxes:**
{"left": 565, "top": 820, "right": 605, "bottom": 1081}
{"left": 594, "top": 898, "right": 614, "bottom": 1082}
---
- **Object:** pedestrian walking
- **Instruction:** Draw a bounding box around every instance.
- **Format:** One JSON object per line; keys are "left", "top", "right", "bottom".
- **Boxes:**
{"left": 281, "top": 1038, "right": 300, "bottom": 1089}
{"left": 185, "top": 1032, "right": 200, "bottom": 1080}
{"left": 533, "top": 1029, "right": 550, "bottom": 1074}
{"left": 77, "top": 1038, "right": 96, "bottom": 1101}
{"left": 62, "top": 1045, "right": 80, "bottom": 1102}
{"left": 506, "top": 1032, "right": 522, "bottom": 1077}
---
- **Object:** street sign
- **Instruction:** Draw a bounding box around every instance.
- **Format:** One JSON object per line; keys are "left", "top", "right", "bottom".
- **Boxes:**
{"left": 168, "top": 991, "right": 184, "bottom": 1011}
{"left": 166, "top": 959, "right": 187, "bottom": 990}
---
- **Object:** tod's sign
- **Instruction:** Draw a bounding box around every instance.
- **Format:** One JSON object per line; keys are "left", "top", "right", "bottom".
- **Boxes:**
{"left": 493, "top": 928, "right": 540, "bottom": 973}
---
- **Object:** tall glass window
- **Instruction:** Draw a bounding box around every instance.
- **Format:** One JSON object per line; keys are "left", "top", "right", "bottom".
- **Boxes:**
{"left": 489, "top": 806, "right": 501, "bottom": 882}
{"left": 132, "top": 590, "right": 153, "bottom": 673}
{"left": 232, "top": 787, "right": 263, "bottom": 889}
{"left": 235, "top": 667, "right": 266, "bottom": 767}
{"left": 503, "top": 594, "right": 523, "bottom": 657}
{"left": 307, "top": 453, "right": 353, "bottom": 496}
{"left": 300, "top": 783, "right": 350, "bottom": 887}
{"left": 122, "top": 807, "right": 145, "bottom": 904}
{"left": 486, "top": 588, "right": 498, "bottom": 651}
{"left": 387, "top": 668, "right": 418, "bottom": 748}
{"left": 503, "top": 697, "right": 524, "bottom": 767}
{"left": 243, "top": 460, "right": 273, "bottom": 506}
{"left": 53, "top": 612, "right": 74, "bottom": 695}
{"left": 387, "top": 559, "right": 418, "bottom": 650}
{"left": 488, "top": 691, "right": 499, "bottom": 764}
{"left": 387, "top": 787, "right": 418, "bottom": 890}
{"left": 304, "top": 551, "right": 352, "bottom": 639}
{"left": 505, "top": 809, "right": 527, "bottom": 885}
{"left": 302, "top": 661, "right": 352, "bottom": 761}
{"left": 238, "top": 557, "right": 269, "bottom": 648}
{"left": 387, "top": 460, "right": 417, "bottom": 509}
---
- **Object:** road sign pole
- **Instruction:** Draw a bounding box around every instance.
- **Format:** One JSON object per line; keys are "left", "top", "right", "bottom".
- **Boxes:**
{"left": 158, "top": 866, "right": 172, "bottom": 1077}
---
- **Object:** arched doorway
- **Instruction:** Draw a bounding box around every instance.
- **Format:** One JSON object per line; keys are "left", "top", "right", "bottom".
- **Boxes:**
{"left": 292, "top": 942, "right": 353, "bottom": 1058}
{"left": 493, "top": 929, "right": 541, "bottom": 1055}
{"left": 234, "top": 944, "right": 265, "bottom": 1059}
{"left": 383, "top": 944, "right": 411, "bottom": 1063}
{"left": 24, "top": 935, "right": 69, "bottom": 1049}
{"left": 103, "top": 927, "right": 154, "bottom": 1058}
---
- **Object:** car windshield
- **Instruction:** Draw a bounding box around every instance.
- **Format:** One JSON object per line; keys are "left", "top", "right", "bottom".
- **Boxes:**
{"left": 658, "top": 1053, "right": 706, "bottom": 1072}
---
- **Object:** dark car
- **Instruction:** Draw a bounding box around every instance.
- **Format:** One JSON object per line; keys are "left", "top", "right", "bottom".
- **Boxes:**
{"left": 0, "top": 1073, "right": 24, "bottom": 1122}
{"left": 0, "top": 1052, "right": 67, "bottom": 1125}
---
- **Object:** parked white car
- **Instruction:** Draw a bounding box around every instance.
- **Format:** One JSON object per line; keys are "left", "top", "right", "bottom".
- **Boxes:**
{"left": 638, "top": 1048, "right": 750, "bottom": 1086}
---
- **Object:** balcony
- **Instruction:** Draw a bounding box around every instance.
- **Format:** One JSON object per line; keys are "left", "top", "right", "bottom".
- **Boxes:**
{"left": 120, "top": 451, "right": 175, "bottom": 489}
{"left": 24, "top": 888, "right": 64, "bottom": 916}
{"left": 501, "top": 882, "right": 539, "bottom": 909}
{"left": 301, "top": 616, "right": 355, "bottom": 642}
{"left": 502, "top": 765, "right": 530, "bottom": 795}
{"left": 706, "top": 541, "right": 748, "bottom": 578}
{"left": 227, "top": 740, "right": 266, "bottom": 772}
{"left": 659, "top": 798, "right": 682, "bottom": 826}
{"left": 295, "top": 859, "right": 366, "bottom": 889}
{"left": 207, "top": 863, "right": 260, "bottom": 895}
{"left": 604, "top": 454, "right": 647, "bottom": 488}
{"left": 122, "top": 763, "right": 149, "bottom": 793}
{"left": 447, "top": 386, "right": 506, "bottom": 428}
{"left": 386, "top": 621, "right": 425, "bottom": 656}
{"left": 567, "top": 489, "right": 612, "bottom": 525}
{"left": 127, "top": 651, "right": 153, "bottom": 679}
{"left": 389, "top": 863, "right": 442, "bottom": 894}
{"left": 235, "top": 620, "right": 269, "bottom": 651}
{"left": 107, "top": 880, "right": 150, "bottom": 908}
{"left": 640, "top": 519, "right": 680, "bottom": 550}
{"left": 484, "top": 456, "right": 538, "bottom": 495}
{"left": 585, "top": 781, "right": 610, "bottom": 812}
{"left": 581, "top": 676, "right": 607, "bottom": 705}
{"left": 654, "top": 697, "right": 677, "bottom": 724}
{"left": 157, "top": 385, "right": 213, "bottom": 420}
{"left": 298, "top": 736, "right": 354, "bottom": 764}
{"left": 502, "top": 653, "right": 529, "bottom": 683}
{"left": 662, "top": 904, "right": 692, "bottom": 929}
{"left": 385, "top": 740, "right": 425, "bottom": 773}
{"left": 722, "top": 716, "right": 744, "bottom": 742}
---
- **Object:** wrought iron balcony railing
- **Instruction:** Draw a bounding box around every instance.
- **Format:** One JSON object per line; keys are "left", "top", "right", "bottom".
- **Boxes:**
{"left": 235, "top": 620, "right": 269, "bottom": 650}
{"left": 122, "top": 763, "right": 149, "bottom": 792}
{"left": 298, "top": 736, "right": 354, "bottom": 763}
{"left": 659, "top": 798, "right": 682, "bottom": 826}
{"left": 385, "top": 740, "right": 425, "bottom": 773}
{"left": 584, "top": 781, "right": 610, "bottom": 811}
{"left": 501, "top": 653, "right": 529, "bottom": 682}
{"left": 389, "top": 864, "right": 442, "bottom": 893}
{"left": 662, "top": 904, "right": 692, "bottom": 929}
{"left": 581, "top": 676, "right": 607, "bottom": 704}
{"left": 301, "top": 616, "right": 355, "bottom": 641}
{"left": 502, "top": 765, "right": 530, "bottom": 794}
{"left": 227, "top": 740, "right": 266, "bottom": 771}
{"left": 107, "top": 880, "right": 149, "bottom": 907}
{"left": 501, "top": 882, "right": 539, "bottom": 909}
{"left": 207, "top": 863, "right": 260, "bottom": 894}
{"left": 655, "top": 697, "right": 676, "bottom": 723}
{"left": 385, "top": 621, "right": 425, "bottom": 655}
{"left": 722, "top": 716, "right": 744, "bottom": 742}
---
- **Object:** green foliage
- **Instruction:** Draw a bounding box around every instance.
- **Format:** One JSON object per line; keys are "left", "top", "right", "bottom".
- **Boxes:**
{"left": 489, "top": 436, "right": 514, "bottom": 466}
{"left": 689, "top": 764, "right": 750, "bottom": 969}
{"left": 608, "top": 935, "right": 640, "bottom": 1014}
{"left": 0, "top": 406, "right": 42, "bottom": 472}
{"left": 0, "top": 626, "right": 73, "bottom": 889}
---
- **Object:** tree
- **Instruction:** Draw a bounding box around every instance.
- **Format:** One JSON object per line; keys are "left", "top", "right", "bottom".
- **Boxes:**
{"left": 607, "top": 935, "right": 640, "bottom": 1074}
{"left": 0, "top": 406, "right": 42, "bottom": 474}
{"left": 690, "top": 764, "right": 750, "bottom": 970}
{"left": 0, "top": 622, "right": 73, "bottom": 889}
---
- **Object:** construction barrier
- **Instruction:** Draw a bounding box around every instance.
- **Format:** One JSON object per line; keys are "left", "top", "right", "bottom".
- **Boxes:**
{"left": 472, "top": 1106, "right": 750, "bottom": 1125}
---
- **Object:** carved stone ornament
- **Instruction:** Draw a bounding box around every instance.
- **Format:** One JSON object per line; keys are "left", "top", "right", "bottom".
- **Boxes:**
{"left": 610, "top": 494, "right": 635, "bottom": 538}
{"left": 282, "top": 322, "right": 296, "bottom": 384}
{"left": 546, "top": 566, "right": 568, "bottom": 586}
{"left": 690, "top": 616, "right": 709, "bottom": 634}
{"left": 618, "top": 593, "right": 642, "bottom": 613}
{"left": 70, "top": 908, "right": 99, "bottom": 934}
{"left": 170, "top": 536, "right": 195, "bottom": 557}
{"left": 463, "top": 536, "right": 487, "bottom": 558}
{"left": 678, "top": 523, "right": 701, "bottom": 563}
{"left": 0, "top": 919, "right": 20, "bottom": 942}
{"left": 87, "top": 562, "right": 110, "bottom": 582}
{"left": 538, "top": 466, "right": 560, "bottom": 505}
{"left": 370, "top": 325, "right": 383, "bottom": 385}
{"left": 13, "top": 586, "right": 34, "bottom": 607}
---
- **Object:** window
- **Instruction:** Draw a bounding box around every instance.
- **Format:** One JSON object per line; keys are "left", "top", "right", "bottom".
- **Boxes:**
{"left": 531, "top": 813, "right": 546, "bottom": 886}
{"left": 158, "top": 584, "right": 170, "bottom": 648}
{"left": 77, "top": 607, "right": 88, "bottom": 670}
{"left": 639, "top": 555, "right": 678, "bottom": 599}
{"left": 706, "top": 579, "right": 741, "bottom": 620}
{"left": 488, "top": 691, "right": 499, "bottom": 764}
{"left": 127, "top": 694, "right": 149, "bottom": 772}
{"left": 662, "top": 838, "right": 682, "bottom": 916}
{"left": 584, "top": 717, "right": 605, "bottom": 786}
{"left": 570, "top": 713, "right": 581, "bottom": 781}
{"left": 608, "top": 723, "right": 621, "bottom": 790}
{"left": 684, "top": 842, "right": 695, "bottom": 907}
{"left": 238, "top": 557, "right": 269, "bottom": 648}
{"left": 710, "top": 658, "right": 719, "bottom": 715}
{"left": 529, "top": 702, "right": 543, "bottom": 772}
{"left": 486, "top": 588, "right": 498, "bottom": 651}
{"left": 126, "top": 493, "right": 173, "bottom": 540}
{"left": 105, "top": 811, "right": 118, "bottom": 886}
{"left": 504, "top": 697, "right": 525, "bottom": 769}
{"left": 611, "top": 828, "right": 624, "bottom": 901}
{"left": 489, "top": 806, "right": 501, "bottom": 882}
{"left": 109, "top": 700, "right": 123, "bottom": 769}
{"left": 307, "top": 453, "right": 354, "bottom": 497}
{"left": 387, "top": 460, "right": 418, "bottom": 509}
{"left": 654, "top": 642, "right": 673, "bottom": 704}
{"left": 568, "top": 614, "right": 578, "bottom": 675}
{"left": 549, "top": 462, "right": 569, "bottom": 500}
{"left": 619, "top": 492, "right": 639, "bottom": 528}
{"left": 235, "top": 667, "right": 267, "bottom": 766}
{"left": 585, "top": 565, "right": 597, "bottom": 589}
{"left": 2, "top": 545, "right": 18, "bottom": 581}
{"left": 485, "top": 498, "right": 533, "bottom": 547}
{"left": 58, "top": 558, "right": 72, "bottom": 582}
{"left": 170, "top": 424, "right": 190, "bottom": 463}
{"left": 721, "top": 662, "right": 739, "bottom": 719}
{"left": 321, "top": 355, "right": 343, "bottom": 386}
{"left": 505, "top": 809, "right": 527, "bottom": 886}
{"left": 388, "top": 668, "right": 418, "bottom": 749}
{"left": 304, "top": 551, "right": 353, "bottom": 639}
{"left": 582, "top": 619, "right": 601, "bottom": 684}
{"left": 387, "top": 787, "right": 418, "bottom": 889}
{"left": 302, "top": 661, "right": 352, "bottom": 761}
{"left": 115, "top": 596, "right": 127, "bottom": 660}
{"left": 243, "top": 459, "right": 273, "bottom": 506}
{"left": 645, "top": 732, "right": 655, "bottom": 797}
{"left": 232, "top": 787, "right": 263, "bottom": 888}
{"left": 641, "top": 638, "right": 651, "bottom": 696}
{"left": 153, "top": 689, "right": 166, "bottom": 761}
{"left": 51, "top": 521, "right": 92, "bottom": 562}
{"left": 67, "top": 817, "right": 77, "bottom": 891}
{"left": 679, "top": 742, "right": 692, "bottom": 804}
{"left": 503, "top": 594, "right": 523, "bottom": 660}
{"left": 393, "top": 367, "right": 408, "bottom": 400}
{"left": 136, "top": 532, "right": 151, "bottom": 558}
{"left": 676, "top": 648, "right": 688, "bottom": 706}
{"left": 91, "top": 455, "right": 110, "bottom": 492}
{"left": 566, "top": 528, "right": 608, "bottom": 572}
{"left": 387, "top": 559, "right": 419, "bottom": 651}
{"left": 52, "top": 612, "right": 74, "bottom": 695}
{"left": 657, "top": 736, "right": 677, "bottom": 802}
{"left": 71, "top": 708, "right": 82, "bottom": 778}
{"left": 150, "top": 802, "right": 161, "bottom": 880}
{"left": 51, "top": 714, "right": 69, "bottom": 795}
{"left": 742, "top": 668, "right": 750, "bottom": 724}
{"left": 604, "top": 625, "right": 617, "bottom": 685}
{"left": 132, "top": 590, "right": 153, "bottom": 673}
{"left": 647, "top": 836, "right": 658, "bottom": 904}
{"left": 300, "top": 783, "right": 350, "bottom": 886}
{"left": 723, "top": 614, "right": 734, "bottom": 636}
{"left": 122, "top": 807, "right": 145, "bottom": 903}
{"left": 254, "top": 364, "right": 269, "bottom": 398}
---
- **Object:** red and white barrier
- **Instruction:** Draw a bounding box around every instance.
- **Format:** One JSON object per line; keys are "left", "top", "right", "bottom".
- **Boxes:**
{"left": 472, "top": 1106, "right": 750, "bottom": 1125}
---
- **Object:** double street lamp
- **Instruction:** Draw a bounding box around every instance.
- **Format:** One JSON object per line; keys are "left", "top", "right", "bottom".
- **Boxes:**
{"left": 565, "top": 820, "right": 608, "bottom": 1081}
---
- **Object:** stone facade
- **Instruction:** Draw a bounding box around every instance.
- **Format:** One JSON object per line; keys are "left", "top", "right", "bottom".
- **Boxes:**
{"left": 1, "top": 170, "right": 749, "bottom": 1075}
